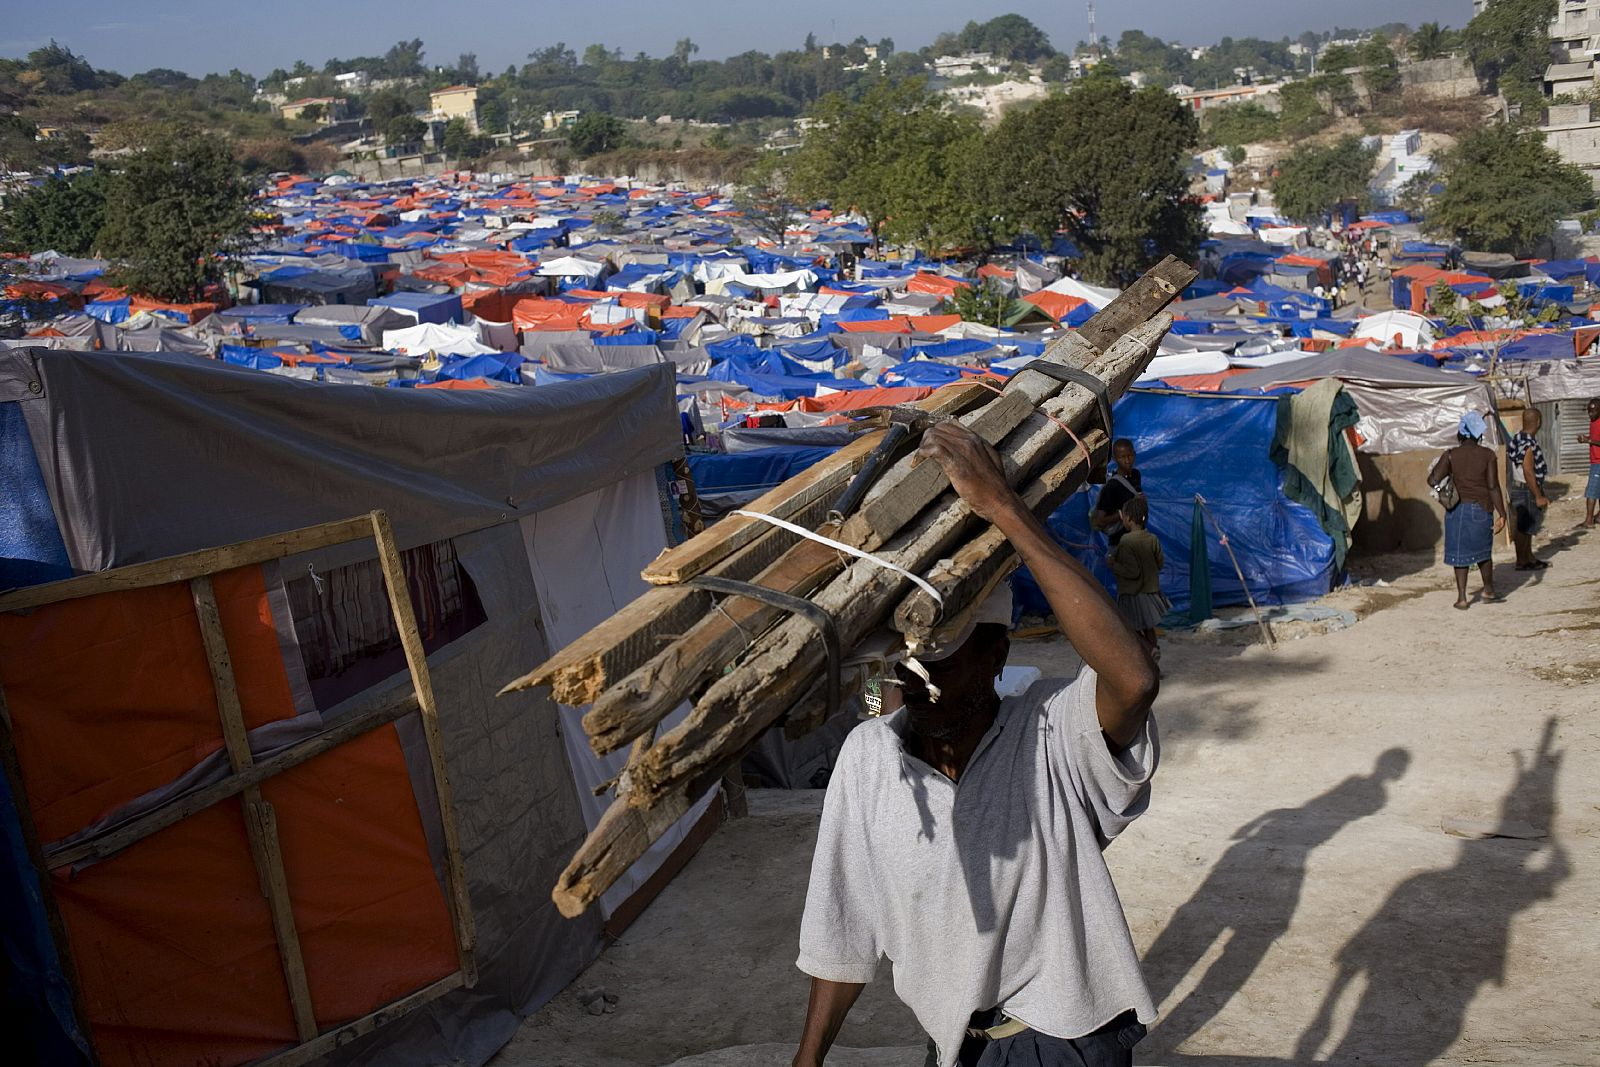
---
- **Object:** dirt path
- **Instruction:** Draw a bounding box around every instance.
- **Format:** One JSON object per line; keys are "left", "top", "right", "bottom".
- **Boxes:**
{"left": 493, "top": 491, "right": 1599, "bottom": 1067}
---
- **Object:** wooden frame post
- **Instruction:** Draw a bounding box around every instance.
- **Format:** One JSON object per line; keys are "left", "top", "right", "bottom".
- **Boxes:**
{"left": 367, "top": 510, "right": 477, "bottom": 986}
{"left": 191, "top": 575, "right": 319, "bottom": 1042}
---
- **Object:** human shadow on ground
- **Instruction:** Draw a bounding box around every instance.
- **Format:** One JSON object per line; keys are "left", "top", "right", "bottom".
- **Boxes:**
{"left": 1292, "top": 717, "right": 1567, "bottom": 1064}
{"left": 1138, "top": 748, "right": 1412, "bottom": 1054}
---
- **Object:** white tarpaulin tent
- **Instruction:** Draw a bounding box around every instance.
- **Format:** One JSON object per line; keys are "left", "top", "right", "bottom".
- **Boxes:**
{"left": 1352, "top": 310, "right": 1437, "bottom": 350}
{"left": 383, "top": 321, "right": 501, "bottom": 356}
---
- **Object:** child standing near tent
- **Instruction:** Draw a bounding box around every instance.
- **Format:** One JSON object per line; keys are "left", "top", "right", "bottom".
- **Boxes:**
{"left": 1108, "top": 495, "right": 1169, "bottom": 659}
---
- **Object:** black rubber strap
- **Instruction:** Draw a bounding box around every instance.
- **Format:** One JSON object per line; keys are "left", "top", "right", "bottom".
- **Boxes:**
{"left": 686, "top": 575, "right": 841, "bottom": 720}
{"left": 1016, "top": 360, "right": 1114, "bottom": 442}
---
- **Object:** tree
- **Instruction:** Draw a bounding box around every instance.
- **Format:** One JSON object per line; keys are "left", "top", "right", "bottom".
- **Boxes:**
{"left": 983, "top": 78, "right": 1202, "bottom": 284}
{"left": 948, "top": 279, "right": 1022, "bottom": 329}
{"left": 366, "top": 89, "right": 414, "bottom": 129}
{"left": 1224, "top": 144, "right": 1247, "bottom": 166}
{"left": 788, "top": 79, "right": 987, "bottom": 253}
{"left": 1201, "top": 102, "right": 1280, "bottom": 147}
{"left": 566, "top": 112, "right": 626, "bottom": 155}
{"left": 1424, "top": 124, "right": 1593, "bottom": 255}
{"left": 299, "top": 102, "right": 325, "bottom": 123}
{"left": 1409, "top": 22, "right": 1458, "bottom": 60}
{"left": 1465, "top": 0, "right": 1558, "bottom": 114}
{"left": 0, "top": 171, "right": 109, "bottom": 256}
{"left": 441, "top": 118, "right": 493, "bottom": 159}
{"left": 1271, "top": 135, "right": 1379, "bottom": 223}
{"left": 385, "top": 114, "right": 427, "bottom": 146}
{"left": 381, "top": 38, "right": 426, "bottom": 79}
{"left": 455, "top": 52, "right": 479, "bottom": 84}
{"left": 731, "top": 154, "right": 803, "bottom": 243}
{"left": 95, "top": 124, "right": 257, "bottom": 302}
{"left": 1358, "top": 35, "right": 1401, "bottom": 105}
{"left": 958, "top": 14, "right": 1055, "bottom": 62}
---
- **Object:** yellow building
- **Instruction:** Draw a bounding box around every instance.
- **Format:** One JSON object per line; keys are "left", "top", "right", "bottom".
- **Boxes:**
{"left": 429, "top": 85, "right": 480, "bottom": 132}
{"left": 279, "top": 97, "right": 348, "bottom": 124}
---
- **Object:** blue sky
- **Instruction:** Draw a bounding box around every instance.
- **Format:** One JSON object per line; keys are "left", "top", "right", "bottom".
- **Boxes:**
{"left": 3, "top": 1, "right": 1474, "bottom": 78}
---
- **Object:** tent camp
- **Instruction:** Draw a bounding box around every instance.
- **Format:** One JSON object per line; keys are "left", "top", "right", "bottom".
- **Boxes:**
{"left": 0, "top": 348, "right": 715, "bottom": 1067}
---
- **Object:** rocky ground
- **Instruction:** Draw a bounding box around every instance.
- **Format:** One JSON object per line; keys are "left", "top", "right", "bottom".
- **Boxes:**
{"left": 493, "top": 486, "right": 1599, "bottom": 1067}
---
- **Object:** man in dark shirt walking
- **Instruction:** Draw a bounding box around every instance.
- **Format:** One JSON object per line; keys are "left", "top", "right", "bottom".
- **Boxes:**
{"left": 1507, "top": 408, "right": 1550, "bottom": 571}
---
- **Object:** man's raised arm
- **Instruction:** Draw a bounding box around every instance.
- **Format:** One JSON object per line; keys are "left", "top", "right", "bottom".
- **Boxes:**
{"left": 916, "top": 423, "right": 1158, "bottom": 748}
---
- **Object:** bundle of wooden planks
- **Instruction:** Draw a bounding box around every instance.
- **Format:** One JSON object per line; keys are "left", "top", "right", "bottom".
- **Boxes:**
{"left": 501, "top": 256, "right": 1197, "bottom": 917}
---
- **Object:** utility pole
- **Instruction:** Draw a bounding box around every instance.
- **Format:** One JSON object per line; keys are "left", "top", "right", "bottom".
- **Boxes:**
{"left": 1088, "top": 1, "right": 1101, "bottom": 61}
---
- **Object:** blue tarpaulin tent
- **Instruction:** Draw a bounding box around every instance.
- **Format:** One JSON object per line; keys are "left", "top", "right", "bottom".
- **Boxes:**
{"left": 1013, "top": 391, "right": 1338, "bottom": 619}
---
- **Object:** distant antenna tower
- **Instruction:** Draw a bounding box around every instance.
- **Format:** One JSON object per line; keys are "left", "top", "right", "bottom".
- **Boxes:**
{"left": 1087, "top": 1, "right": 1101, "bottom": 61}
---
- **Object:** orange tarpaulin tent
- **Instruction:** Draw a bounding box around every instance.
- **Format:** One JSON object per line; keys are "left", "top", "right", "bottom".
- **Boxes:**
{"left": 1022, "top": 290, "right": 1088, "bottom": 322}
{"left": 0, "top": 567, "right": 458, "bottom": 1067}
{"left": 905, "top": 272, "right": 971, "bottom": 297}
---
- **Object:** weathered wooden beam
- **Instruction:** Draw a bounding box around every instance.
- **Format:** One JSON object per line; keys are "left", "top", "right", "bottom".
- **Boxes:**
{"left": 627, "top": 316, "right": 1172, "bottom": 810}
{"left": 639, "top": 429, "right": 884, "bottom": 586}
{"left": 583, "top": 531, "right": 844, "bottom": 755}
{"left": 893, "top": 429, "right": 1111, "bottom": 641}
{"left": 837, "top": 258, "right": 1194, "bottom": 552}
{"left": 369, "top": 510, "right": 477, "bottom": 985}
{"left": 578, "top": 312, "right": 1165, "bottom": 758}
{"left": 502, "top": 381, "right": 995, "bottom": 706}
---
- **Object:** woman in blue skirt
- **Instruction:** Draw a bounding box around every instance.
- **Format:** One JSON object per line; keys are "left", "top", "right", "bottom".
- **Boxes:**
{"left": 1429, "top": 411, "right": 1508, "bottom": 610}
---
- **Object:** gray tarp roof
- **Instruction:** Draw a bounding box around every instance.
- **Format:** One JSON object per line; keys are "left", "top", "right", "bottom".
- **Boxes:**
{"left": 1224, "top": 350, "right": 1479, "bottom": 392}
{"left": 4, "top": 348, "right": 681, "bottom": 570}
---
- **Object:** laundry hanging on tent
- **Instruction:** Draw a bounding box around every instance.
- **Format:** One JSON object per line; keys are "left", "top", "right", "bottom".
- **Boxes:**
{"left": 1271, "top": 378, "right": 1362, "bottom": 567}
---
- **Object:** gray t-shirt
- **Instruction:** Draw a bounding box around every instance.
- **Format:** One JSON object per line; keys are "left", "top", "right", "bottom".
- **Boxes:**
{"left": 796, "top": 670, "right": 1159, "bottom": 1067}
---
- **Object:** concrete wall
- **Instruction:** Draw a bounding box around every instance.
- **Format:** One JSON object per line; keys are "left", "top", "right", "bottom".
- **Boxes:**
{"left": 1399, "top": 56, "right": 1481, "bottom": 100}
{"left": 1541, "top": 119, "right": 1600, "bottom": 190}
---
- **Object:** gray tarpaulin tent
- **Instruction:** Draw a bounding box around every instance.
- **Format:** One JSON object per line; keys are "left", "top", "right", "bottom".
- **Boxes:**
{"left": 0, "top": 348, "right": 714, "bottom": 1067}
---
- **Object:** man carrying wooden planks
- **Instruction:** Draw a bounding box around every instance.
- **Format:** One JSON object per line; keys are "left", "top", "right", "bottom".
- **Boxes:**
{"left": 792, "top": 422, "right": 1162, "bottom": 1067}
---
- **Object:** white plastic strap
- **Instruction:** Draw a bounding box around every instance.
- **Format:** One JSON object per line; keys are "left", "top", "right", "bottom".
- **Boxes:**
{"left": 730, "top": 510, "right": 945, "bottom": 607}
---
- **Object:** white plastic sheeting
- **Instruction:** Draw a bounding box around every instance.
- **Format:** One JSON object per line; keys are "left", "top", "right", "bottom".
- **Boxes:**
{"left": 1346, "top": 382, "right": 1500, "bottom": 454}
{"left": 704, "top": 268, "right": 818, "bottom": 296}
{"left": 520, "top": 470, "right": 717, "bottom": 918}
{"left": 1352, "top": 310, "right": 1437, "bottom": 349}
{"left": 382, "top": 321, "right": 500, "bottom": 356}
{"left": 536, "top": 255, "right": 607, "bottom": 279}
{"left": 1039, "top": 274, "right": 1121, "bottom": 309}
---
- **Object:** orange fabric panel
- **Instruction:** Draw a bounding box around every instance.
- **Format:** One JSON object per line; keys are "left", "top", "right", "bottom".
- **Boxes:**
{"left": 0, "top": 565, "right": 459, "bottom": 1067}
{"left": 53, "top": 802, "right": 303, "bottom": 1066}
{"left": 661, "top": 306, "right": 701, "bottom": 319}
{"left": 511, "top": 298, "right": 587, "bottom": 331}
{"left": 0, "top": 568, "right": 293, "bottom": 844}
{"left": 904, "top": 272, "right": 970, "bottom": 296}
{"left": 796, "top": 385, "right": 932, "bottom": 412}
{"left": 905, "top": 314, "right": 962, "bottom": 332}
{"left": 837, "top": 317, "right": 910, "bottom": 333}
{"left": 261, "top": 727, "right": 459, "bottom": 1027}
{"left": 461, "top": 288, "right": 517, "bottom": 322}
{"left": 418, "top": 377, "right": 494, "bottom": 389}
{"left": 1157, "top": 369, "right": 1250, "bottom": 392}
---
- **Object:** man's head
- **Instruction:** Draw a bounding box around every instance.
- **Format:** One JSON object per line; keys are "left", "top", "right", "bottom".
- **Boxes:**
{"left": 894, "top": 623, "right": 1009, "bottom": 741}
{"left": 1112, "top": 438, "right": 1136, "bottom": 472}
{"left": 1588, "top": 397, "right": 1599, "bottom": 420}
{"left": 1521, "top": 407, "right": 1542, "bottom": 434}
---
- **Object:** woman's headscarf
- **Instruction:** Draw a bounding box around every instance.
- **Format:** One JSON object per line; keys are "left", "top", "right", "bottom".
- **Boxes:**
{"left": 1458, "top": 410, "right": 1487, "bottom": 441}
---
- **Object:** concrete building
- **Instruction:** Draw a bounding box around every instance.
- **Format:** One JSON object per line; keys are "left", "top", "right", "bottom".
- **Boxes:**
{"left": 931, "top": 53, "right": 996, "bottom": 78}
{"left": 279, "top": 97, "right": 349, "bottom": 124}
{"left": 1370, "top": 129, "right": 1434, "bottom": 206}
{"left": 1541, "top": 1, "right": 1600, "bottom": 188}
{"left": 430, "top": 85, "right": 480, "bottom": 132}
{"left": 1172, "top": 82, "right": 1286, "bottom": 114}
